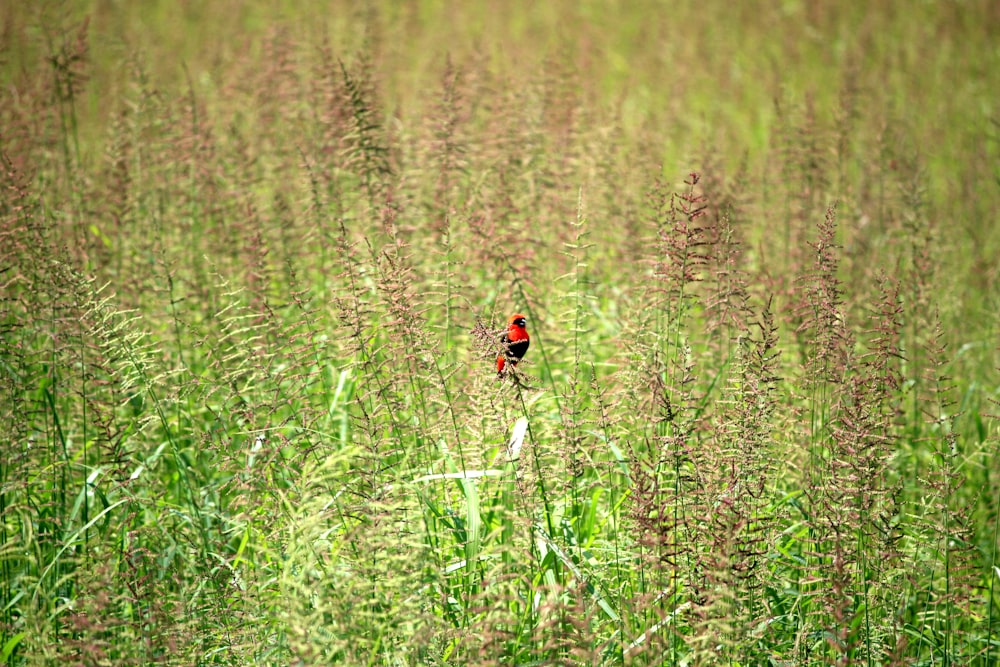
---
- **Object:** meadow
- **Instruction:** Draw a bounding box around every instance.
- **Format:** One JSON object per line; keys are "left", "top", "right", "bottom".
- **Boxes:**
{"left": 2, "top": 1, "right": 999, "bottom": 664}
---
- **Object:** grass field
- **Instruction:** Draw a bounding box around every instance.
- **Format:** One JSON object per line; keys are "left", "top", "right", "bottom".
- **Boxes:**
{"left": 2, "top": 1, "right": 999, "bottom": 664}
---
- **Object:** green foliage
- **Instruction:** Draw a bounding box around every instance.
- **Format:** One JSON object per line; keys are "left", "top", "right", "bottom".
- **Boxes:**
{"left": 1, "top": 1, "right": 999, "bottom": 665}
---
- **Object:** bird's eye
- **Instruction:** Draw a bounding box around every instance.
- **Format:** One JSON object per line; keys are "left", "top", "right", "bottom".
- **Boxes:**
{"left": 515, "top": 318, "right": 526, "bottom": 326}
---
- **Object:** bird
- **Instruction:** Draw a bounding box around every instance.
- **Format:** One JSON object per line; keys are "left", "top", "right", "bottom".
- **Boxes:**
{"left": 497, "top": 313, "right": 530, "bottom": 376}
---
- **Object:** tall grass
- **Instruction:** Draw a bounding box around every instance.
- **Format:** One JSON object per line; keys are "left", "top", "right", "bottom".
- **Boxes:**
{"left": 2, "top": 1, "right": 999, "bottom": 665}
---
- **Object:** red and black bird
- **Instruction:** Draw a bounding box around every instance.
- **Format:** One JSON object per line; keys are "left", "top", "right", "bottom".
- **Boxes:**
{"left": 497, "top": 313, "right": 530, "bottom": 376}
